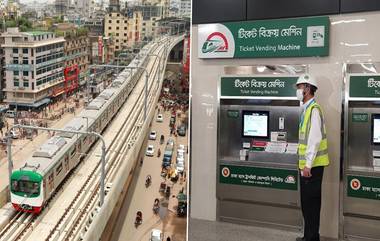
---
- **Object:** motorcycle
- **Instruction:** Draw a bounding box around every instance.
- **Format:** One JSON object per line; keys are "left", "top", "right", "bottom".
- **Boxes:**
{"left": 153, "top": 198, "right": 160, "bottom": 214}
{"left": 145, "top": 175, "right": 152, "bottom": 187}
{"left": 157, "top": 149, "right": 161, "bottom": 157}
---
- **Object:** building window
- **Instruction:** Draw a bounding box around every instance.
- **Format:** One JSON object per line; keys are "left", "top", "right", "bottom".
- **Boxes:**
{"left": 143, "top": 23, "right": 146, "bottom": 26}
{"left": 124, "top": 27, "right": 127, "bottom": 30}
{"left": 116, "top": 20, "right": 120, "bottom": 23}
{"left": 23, "top": 81, "right": 29, "bottom": 87}
{"left": 109, "top": 33, "right": 112, "bottom": 36}
{"left": 13, "top": 71, "right": 19, "bottom": 76}
{"left": 124, "top": 33, "right": 127, "bottom": 36}
{"left": 23, "top": 71, "right": 29, "bottom": 76}
{"left": 109, "top": 27, "right": 111, "bottom": 30}
{"left": 109, "top": 20, "right": 112, "bottom": 23}
{"left": 23, "top": 58, "right": 28, "bottom": 64}
{"left": 116, "top": 27, "right": 119, "bottom": 30}
{"left": 23, "top": 48, "right": 28, "bottom": 54}
{"left": 124, "top": 20, "right": 127, "bottom": 24}
{"left": 116, "top": 33, "right": 119, "bottom": 36}
{"left": 116, "top": 39, "right": 119, "bottom": 42}
{"left": 117, "top": 14, "right": 120, "bottom": 17}
{"left": 13, "top": 58, "right": 18, "bottom": 64}
{"left": 14, "top": 79, "right": 19, "bottom": 87}
{"left": 116, "top": 46, "right": 119, "bottom": 49}
{"left": 124, "top": 40, "right": 127, "bottom": 43}
{"left": 13, "top": 48, "right": 18, "bottom": 53}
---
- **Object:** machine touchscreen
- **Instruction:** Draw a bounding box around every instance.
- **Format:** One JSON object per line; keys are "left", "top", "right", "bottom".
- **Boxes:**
{"left": 242, "top": 111, "right": 269, "bottom": 138}
{"left": 372, "top": 114, "right": 380, "bottom": 144}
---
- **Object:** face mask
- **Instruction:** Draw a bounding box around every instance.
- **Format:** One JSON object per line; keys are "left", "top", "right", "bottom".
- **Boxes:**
{"left": 296, "top": 89, "right": 304, "bottom": 101}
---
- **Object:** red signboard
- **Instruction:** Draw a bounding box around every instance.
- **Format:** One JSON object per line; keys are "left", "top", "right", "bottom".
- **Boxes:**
{"left": 98, "top": 36, "right": 103, "bottom": 62}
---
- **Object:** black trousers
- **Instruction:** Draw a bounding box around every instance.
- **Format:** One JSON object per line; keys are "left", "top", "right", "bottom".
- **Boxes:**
{"left": 300, "top": 166, "right": 324, "bottom": 241}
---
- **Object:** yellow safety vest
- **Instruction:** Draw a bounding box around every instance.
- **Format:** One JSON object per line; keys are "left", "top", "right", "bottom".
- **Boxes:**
{"left": 298, "top": 102, "right": 329, "bottom": 169}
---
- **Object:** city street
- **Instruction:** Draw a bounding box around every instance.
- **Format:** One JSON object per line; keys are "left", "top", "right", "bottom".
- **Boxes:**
{"left": 0, "top": 93, "right": 85, "bottom": 205}
{"left": 110, "top": 105, "right": 188, "bottom": 241}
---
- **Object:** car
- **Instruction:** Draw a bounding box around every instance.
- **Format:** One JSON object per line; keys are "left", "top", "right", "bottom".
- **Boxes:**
{"left": 9, "top": 130, "right": 19, "bottom": 139}
{"left": 156, "top": 114, "right": 163, "bottom": 122}
{"left": 150, "top": 229, "right": 163, "bottom": 241}
{"left": 176, "top": 162, "right": 185, "bottom": 173}
{"left": 149, "top": 131, "right": 157, "bottom": 140}
{"left": 177, "top": 125, "right": 186, "bottom": 136}
{"left": 146, "top": 145, "right": 155, "bottom": 156}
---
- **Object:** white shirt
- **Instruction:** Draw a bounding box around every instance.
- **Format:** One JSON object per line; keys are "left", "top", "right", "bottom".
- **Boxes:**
{"left": 301, "top": 98, "right": 322, "bottom": 169}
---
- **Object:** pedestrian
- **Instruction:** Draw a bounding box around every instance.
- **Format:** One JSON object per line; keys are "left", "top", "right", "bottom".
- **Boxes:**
{"left": 166, "top": 237, "right": 171, "bottom": 241}
{"left": 295, "top": 74, "right": 330, "bottom": 241}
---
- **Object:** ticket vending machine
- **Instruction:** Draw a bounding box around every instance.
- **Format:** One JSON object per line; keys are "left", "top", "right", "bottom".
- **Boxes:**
{"left": 342, "top": 63, "right": 380, "bottom": 240}
{"left": 217, "top": 65, "right": 305, "bottom": 230}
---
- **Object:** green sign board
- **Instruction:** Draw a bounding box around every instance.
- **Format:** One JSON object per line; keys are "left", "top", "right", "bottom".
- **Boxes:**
{"left": 347, "top": 175, "right": 380, "bottom": 200}
{"left": 220, "top": 76, "right": 297, "bottom": 97}
{"left": 352, "top": 113, "right": 369, "bottom": 123}
{"left": 220, "top": 164, "right": 298, "bottom": 190}
{"left": 227, "top": 110, "right": 239, "bottom": 118}
{"left": 349, "top": 75, "right": 380, "bottom": 98}
{"left": 198, "top": 16, "right": 329, "bottom": 58}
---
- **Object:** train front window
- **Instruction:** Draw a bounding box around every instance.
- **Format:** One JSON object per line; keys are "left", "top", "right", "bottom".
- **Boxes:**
{"left": 11, "top": 180, "right": 40, "bottom": 195}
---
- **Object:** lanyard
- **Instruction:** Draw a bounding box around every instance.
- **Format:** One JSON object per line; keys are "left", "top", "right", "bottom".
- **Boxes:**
{"left": 299, "top": 99, "right": 315, "bottom": 128}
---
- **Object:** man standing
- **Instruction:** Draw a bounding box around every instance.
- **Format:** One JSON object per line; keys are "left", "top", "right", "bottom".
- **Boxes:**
{"left": 295, "top": 74, "right": 329, "bottom": 241}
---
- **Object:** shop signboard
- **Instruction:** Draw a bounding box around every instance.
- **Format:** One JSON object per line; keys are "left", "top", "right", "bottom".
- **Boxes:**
{"left": 220, "top": 76, "right": 298, "bottom": 98}
{"left": 220, "top": 164, "right": 298, "bottom": 190}
{"left": 198, "top": 16, "right": 329, "bottom": 58}
{"left": 349, "top": 75, "right": 380, "bottom": 98}
{"left": 347, "top": 175, "right": 380, "bottom": 201}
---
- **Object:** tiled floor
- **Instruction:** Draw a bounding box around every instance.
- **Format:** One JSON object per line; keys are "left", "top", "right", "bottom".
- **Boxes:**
{"left": 189, "top": 218, "right": 338, "bottom": 241}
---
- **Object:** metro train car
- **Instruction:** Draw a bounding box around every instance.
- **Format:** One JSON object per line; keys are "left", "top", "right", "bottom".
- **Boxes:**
{"left": 9, "top": 40, "right": 162, "bottom": 213}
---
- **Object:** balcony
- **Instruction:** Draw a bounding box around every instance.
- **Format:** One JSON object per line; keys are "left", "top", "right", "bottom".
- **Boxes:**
{"left": 35, "top": 57, "right": 66, "bottom": 69}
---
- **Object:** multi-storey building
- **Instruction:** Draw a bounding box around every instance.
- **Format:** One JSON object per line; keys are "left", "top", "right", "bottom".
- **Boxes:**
{"left": 84, "top": 19, "right": 104, "bottom": 37}
{"left": 135, "top": 5, "right": 163, "bottom": 40}
{"left": 61, "top": 29, "right": 91, "bottom": 88}
{"left": 55, "top": 0, "right": 69, "bottom": 15}
{"left": 179, "top": 0, "right": 190, "bottom": 17}
{"left": 127, "top": 11, "right": 143, "bottom": 48}
{"left": 108, "top": 0, "right": 120, "bottom": 12}
{"left": 1, "top": 28, "right": 66, "bottom": 108}
{"left": 73, "top": 0, "right": 90, "bottom": 17}
{"left": 104, "top": 12, "right": 129, "bottom": 51}
{"left": 90, "top": 36, "right": 115, "bottom": 64}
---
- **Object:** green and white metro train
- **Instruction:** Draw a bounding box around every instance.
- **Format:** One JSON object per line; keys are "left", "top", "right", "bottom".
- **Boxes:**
{"left": 9, "top": 40, "right": 162, "bottom": 214}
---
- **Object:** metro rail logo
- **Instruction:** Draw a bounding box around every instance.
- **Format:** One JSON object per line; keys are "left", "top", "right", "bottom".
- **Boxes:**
{"left": 198, "top": 23, "right": 235, "bottom": 58}
{"left": 221, "top": 167, "right": 230, "bottom": 177}
{"left": 285, "top": 175, "right": 296, "bottom": 184}
{"left": 201, "top": 32, "right": 229, "bottom": 53}
{"left": 350, "top": 178, "right": 361, "bottom": 191}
